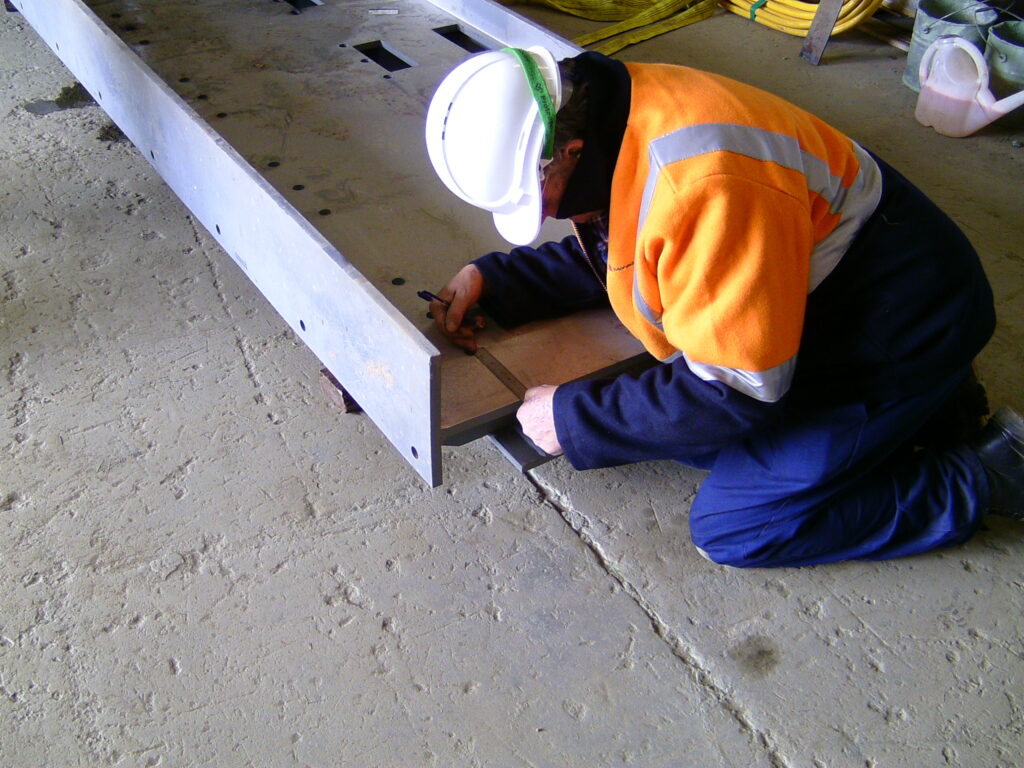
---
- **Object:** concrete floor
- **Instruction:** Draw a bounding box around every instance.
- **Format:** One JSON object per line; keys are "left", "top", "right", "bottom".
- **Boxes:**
{"left": 2, "top": 4, "right": 1023, "bottom": 767}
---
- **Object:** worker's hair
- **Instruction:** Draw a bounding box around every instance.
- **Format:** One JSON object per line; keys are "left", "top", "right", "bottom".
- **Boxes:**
{"left": 554, "top": 58, "right": 588, "bottom": 151}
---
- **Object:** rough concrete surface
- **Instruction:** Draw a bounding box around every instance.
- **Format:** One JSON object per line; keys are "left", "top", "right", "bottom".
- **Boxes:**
{"left": 1, "top": 5, "right": 1022, "bottom": 768}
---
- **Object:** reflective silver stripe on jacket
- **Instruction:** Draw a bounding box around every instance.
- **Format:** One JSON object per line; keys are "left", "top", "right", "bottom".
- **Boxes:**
{"left": 663, "top": 349, "right": 797, "bottom": 402}
{"left": 635, "top": 123, "right": 883, "bottom": 329}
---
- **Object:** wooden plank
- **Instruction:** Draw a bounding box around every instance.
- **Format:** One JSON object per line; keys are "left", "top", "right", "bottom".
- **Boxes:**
{"left": 485, "top": 310, "right": 647, "bottom": 392}
{"left": 439, "top": 353, "right": 518, "bottom": 442}
{"left": 437, "top": 309, "right": 648, "bottom": 445}
{"left": 881, "top": 0, "right": 919, "bottom": 18}
{"left": 859, "top": 16, "right": 911, "bottom": 51}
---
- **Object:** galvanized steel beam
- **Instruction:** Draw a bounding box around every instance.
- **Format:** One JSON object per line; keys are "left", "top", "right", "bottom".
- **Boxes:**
{"left": 11, "top": 0, "right": 639, "bottom": 486}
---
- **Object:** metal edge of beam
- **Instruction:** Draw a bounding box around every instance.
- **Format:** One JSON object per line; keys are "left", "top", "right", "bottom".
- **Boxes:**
{"left": 799, "top": 0, "right": 844, "bottom": 66}
{"left": 13, "top": 0, "right": 443, "bottom": 486}
{"left": 487, "top": 423, "right": 554, "bottom": 473}
{"left": 425, "top": 0, "right": 583, "bottom": 58}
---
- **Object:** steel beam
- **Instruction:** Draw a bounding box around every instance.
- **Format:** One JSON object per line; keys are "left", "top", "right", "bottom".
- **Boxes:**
{"left": 12, "top": 0, "right": 642, "bottom": 485}
{"left": 12, "top": 0, "right": 443, "bottom": 483}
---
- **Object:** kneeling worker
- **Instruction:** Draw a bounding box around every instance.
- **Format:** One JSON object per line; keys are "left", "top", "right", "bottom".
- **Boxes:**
{"left": 422, "top": 46, "right": 1023, "bottom": 568}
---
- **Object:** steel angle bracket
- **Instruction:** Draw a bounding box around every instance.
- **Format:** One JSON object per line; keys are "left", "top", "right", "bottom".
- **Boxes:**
{"left": 12, "top": 0, "right": 442, "bottom": 484}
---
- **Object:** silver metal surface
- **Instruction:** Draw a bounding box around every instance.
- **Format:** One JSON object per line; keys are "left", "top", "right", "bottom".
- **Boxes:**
{"left": 800, "top": 0, "right": 844, "bottom": 65}
{"left": 487, "top": 423, "right": 553, "bottom": 472}
{"left": 12, "top": 0, "right": 446, "bottom": 483}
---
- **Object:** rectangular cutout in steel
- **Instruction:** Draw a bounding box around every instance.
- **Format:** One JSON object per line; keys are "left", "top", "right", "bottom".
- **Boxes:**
{"left": 433, "top": 24, "right": 488, "bottom": 54}
{"left": 285, "top": 0, "right": 323, "bottom": 13}
{"left": 353, "top": 40, "right": 415, "bottom": 72}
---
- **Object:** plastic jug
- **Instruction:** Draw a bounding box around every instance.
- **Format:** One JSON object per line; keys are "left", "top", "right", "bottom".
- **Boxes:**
{"left": 915, "top": 35, "right": 1024, "bottom": 137}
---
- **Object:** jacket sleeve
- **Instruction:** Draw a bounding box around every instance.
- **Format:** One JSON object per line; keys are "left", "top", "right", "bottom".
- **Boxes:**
{"left": 472, "top": 235, "right": 609, "bottom": 327}
{"left": 552, "top": 357, "right": 784, "bottom": 470}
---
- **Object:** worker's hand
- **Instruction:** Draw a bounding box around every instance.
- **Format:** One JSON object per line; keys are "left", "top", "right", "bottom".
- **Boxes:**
{"left": 431, "top": 264, "right": 486, "bottom": 353}
{"left": 517, "top": 385, "right": 563, "bottom": 456}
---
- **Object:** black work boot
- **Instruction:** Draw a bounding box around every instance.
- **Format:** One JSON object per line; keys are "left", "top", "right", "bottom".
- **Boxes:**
{"left": 914, "top": 368, "right": 990, "bottom": 451}
{"left": 969, "top": 407, "right": 1024, "bottom": 521}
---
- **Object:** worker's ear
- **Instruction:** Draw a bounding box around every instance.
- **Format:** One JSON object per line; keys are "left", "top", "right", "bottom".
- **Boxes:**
{"left": 560, "top": 138, "right": 584, "bottom": 163}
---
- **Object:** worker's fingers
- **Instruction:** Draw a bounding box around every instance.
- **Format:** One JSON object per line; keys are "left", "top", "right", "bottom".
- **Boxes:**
{"left": 446, "top": 315, "right": 483, "bottom": 353}
{"left": 429, "top": 299, "right": 455, "bottom": 335}
{"left": 442, "top": 265, "right": 485, "bottom": 331}
{"left": 430, "top": 264, "right": 486, "bottom": 351}
{"left": 516, "top": 385, "right": 563, "bottom": 456}
{"left": 431, "top": 300, "right": 485, "bottom": 344}
{"left": 443, "top": 292, "right": 476, "bottom": 333}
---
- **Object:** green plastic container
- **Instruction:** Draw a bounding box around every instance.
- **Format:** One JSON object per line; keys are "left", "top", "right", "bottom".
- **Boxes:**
{"left": 986, "top": 21, "right": 1024, "bottom": 94}
{"left": 904, "top": 0, "right": 1000, "bottom": 92}
{"left": 985, "top": 21, "right": 1024, "bottom": 127}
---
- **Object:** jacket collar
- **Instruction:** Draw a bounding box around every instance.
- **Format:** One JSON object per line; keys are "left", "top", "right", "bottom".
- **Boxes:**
{"left": 556, "top": 52, "right": 632, "bottom": 220}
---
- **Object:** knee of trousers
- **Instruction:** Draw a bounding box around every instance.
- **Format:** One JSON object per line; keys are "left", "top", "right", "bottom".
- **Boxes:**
{"left": 688, "top": 490, "right": 769, "bottom": 568}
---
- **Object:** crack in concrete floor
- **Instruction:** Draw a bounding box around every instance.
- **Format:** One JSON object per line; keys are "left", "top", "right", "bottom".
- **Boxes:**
{"left": 526, "top": 470, "right": 793, "bottom": 768}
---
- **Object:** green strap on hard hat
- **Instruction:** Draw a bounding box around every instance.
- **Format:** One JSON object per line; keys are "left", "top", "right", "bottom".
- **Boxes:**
{"left": 502, "top": 47, "right": 556, "bottom": 160}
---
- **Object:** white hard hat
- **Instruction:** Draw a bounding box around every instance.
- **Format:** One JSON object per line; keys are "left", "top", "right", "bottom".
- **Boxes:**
{"left": 425, "top": 46, "right": 562, "bottom": 246}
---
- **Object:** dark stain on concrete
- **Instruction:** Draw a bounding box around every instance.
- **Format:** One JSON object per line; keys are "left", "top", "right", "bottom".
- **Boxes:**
{"left": 25, "top": 81, "right": 95, "bottom": 115}
{"left": 728, "top": 635, "right": 781, "bottom": 678}
{"left": 97, "top": 122, "right": 128, "bottom": 144}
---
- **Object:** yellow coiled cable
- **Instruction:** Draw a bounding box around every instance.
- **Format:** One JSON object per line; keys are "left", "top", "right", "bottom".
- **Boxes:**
{"left": 501, "top": 0, "right": 720, "bottom": 54}
{"left": 722, "top": 0, "right": 885, "bottom": 37}
{"left": 503, "top": 0, "right": 885, "bottom": 45}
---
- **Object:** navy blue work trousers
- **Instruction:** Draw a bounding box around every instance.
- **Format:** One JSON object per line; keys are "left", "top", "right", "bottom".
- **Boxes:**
{"left": 689, "top": 159, "right": 995, "bottom": 568}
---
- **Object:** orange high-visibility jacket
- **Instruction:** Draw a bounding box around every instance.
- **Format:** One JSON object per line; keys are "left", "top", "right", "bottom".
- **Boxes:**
{"left": 606, "top": 63, "right": 883, "bottom": 402}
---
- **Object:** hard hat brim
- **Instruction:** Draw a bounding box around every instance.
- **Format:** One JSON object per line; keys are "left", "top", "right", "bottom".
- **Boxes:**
{"left": 424, "top": 46, "right": 561, "bottom": 246}
{"left": 491, "top": 119, "right": 545, "bottom": 246}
